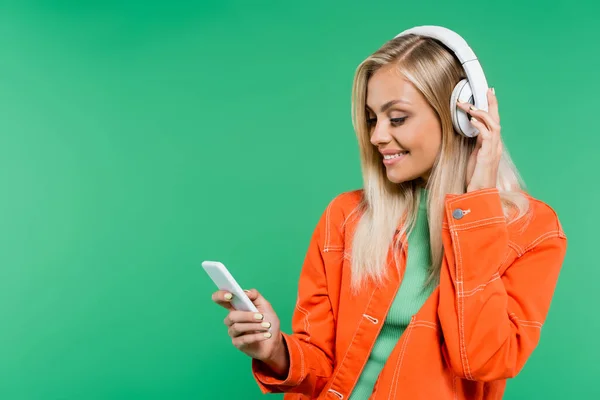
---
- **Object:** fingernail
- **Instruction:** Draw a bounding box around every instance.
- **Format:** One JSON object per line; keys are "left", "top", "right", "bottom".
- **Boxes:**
{"left": 224, "top": 293, "right": 233, "bottom": 300}
{"left": 254, "top": 313, "right": 264, "bottom": 320}
{"left": 491, "top": 87, "right": 495, "bottom": 95}
{"left": 264, "top": 332, "right": 272, "bottom": 338}
{"left": 471, "top": 117, "right": 479, "bottom": 123}
{"left": 261, "top": 321, "right": 271, "bottom": 328}
{"left": 243, "top": 290, "right": 250, "bottom": 293}
{"left": 470, "top": 105, "right": 478, "bottom": 111}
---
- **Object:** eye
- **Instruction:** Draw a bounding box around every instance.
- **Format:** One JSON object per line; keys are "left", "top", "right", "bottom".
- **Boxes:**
{"left": 367, "top": 117, "right": 377, "bottom": 126}
{"left": 390, "top": 117, "right": 407, "bottom": 125}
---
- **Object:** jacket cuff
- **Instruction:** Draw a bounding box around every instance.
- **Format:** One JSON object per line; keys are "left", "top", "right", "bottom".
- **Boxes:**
{"left": 443, "top": 188, "right": 509, "bottom": 285}
{"left": 252, "top": 333, "right": 304, "bottom": 392}
{"left": 444, "top": 188, "right": 505, "bottom": 231}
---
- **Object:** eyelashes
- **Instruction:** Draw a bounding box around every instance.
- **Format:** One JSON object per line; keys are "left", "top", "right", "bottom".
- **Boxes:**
{"left": 366, "top": 117, "right": 407, "bottom": 127}
{"left": 390, "top": 117, "right": 407, "bottom": 125}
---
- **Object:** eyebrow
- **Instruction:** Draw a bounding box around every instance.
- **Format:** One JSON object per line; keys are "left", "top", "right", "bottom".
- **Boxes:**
{"left": 366, "top": 99, "right": 411, "bottom": 113}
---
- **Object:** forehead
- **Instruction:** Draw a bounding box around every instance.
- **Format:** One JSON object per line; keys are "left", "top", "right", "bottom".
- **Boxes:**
{"left": 366, "top": 66, "right": 420, "bottom": 109}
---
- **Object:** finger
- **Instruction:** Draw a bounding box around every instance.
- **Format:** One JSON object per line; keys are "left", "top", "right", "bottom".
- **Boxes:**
{"left": 472, "top": 117, "right": 503, "bottom": 160}
{"left": 212, "top": 290, "right": 233, "bottom": 302}
{"left": 473, "top": 123, "right": 484, "bottom": 148}
{"left": 232, "top": 331, "right": 274, "bottom": 348}
{"left": 487, "top": 87, "right": 500, "bottom": 124}
{"left": 470, "top": 117, "right": 492, "bottom": 142}
{"left": 243, "top": 288, "right": 259, "bottom": 301}
{"left": 455, "top": 92, "right": 497, "bottom": 121}
{"left": 456, "top": 99, "right": 479, "bottom": 112}
{"left": 474, "top": 134, "right": 483, "bottom": 152}
{"left": 223, "top": 310, "right": 266, "bottom": 327}
{"left": 243, "top": 288, "right": 272, "bottom": 310}
{"left": 211, "top": 290, "right": 235, "bottom": 311}
{"left": 471, "top": 110, "right": 501, "bottom": 153}
{"left": 228, "top": 321, "right": 272, "bottom": 338}
{"left": 456, "top": 100, "right": 500, "bottom": 134}
{"left": 466, "top": 106, "right": 500, "bottom": 134}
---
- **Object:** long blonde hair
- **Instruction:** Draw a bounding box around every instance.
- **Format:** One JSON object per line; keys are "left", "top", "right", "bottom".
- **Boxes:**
{"left": 348, "top": 33, "right": 529, "bottom": 291}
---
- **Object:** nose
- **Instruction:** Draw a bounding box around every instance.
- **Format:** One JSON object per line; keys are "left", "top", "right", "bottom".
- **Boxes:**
{"left": 369, "top": 121, "right": 393, "bottom": 147}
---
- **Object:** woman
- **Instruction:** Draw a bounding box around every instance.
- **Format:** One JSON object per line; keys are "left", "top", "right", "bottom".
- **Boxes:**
{"left": 211, "top": 26, "right": 567, "bottom": 399}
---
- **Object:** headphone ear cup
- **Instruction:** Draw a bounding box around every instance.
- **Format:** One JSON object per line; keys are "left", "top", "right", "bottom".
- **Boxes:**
{"left": 450, "top": 79, "right": 479, "bottom": 137}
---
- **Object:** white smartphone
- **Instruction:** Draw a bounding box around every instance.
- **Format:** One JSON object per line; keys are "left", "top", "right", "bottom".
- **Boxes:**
{"left": 202, "top": 260, "right": 259, "bottom": 313}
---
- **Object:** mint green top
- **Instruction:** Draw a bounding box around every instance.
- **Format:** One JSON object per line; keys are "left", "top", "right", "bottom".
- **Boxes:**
{"left": 349, "top": 188, "right": 435, "bottom": 399}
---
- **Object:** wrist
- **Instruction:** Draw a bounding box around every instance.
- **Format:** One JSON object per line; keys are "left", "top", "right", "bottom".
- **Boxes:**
{"left": 262, "top": 334, "right": 290, "bottom": 378}
{"left": 467, "top": 182, "right": 496, "bottom": 193}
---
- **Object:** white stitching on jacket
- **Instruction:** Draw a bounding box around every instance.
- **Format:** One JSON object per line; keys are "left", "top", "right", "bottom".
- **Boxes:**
{"left": 327, "top": 388, "right": 344, "bottom": 399}
{"left": 295, "top": 303, "right": 311, "bottom": 343}
{"left": 454, "top": 230, "right": 474, "bottom": 380}
{"left": 390, "top": 317, "right": 415, "bottom": 399}
{"left": 459, "top": 273, "right": 501, "bottom": 298}
{"left": 363, "top": 314, "right": 379, "bottom": 324}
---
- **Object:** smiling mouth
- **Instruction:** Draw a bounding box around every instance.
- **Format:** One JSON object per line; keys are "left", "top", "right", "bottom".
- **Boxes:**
{"left": 382, "top": 151, "right": 408, "bottom": 166}
{"left": 383, "top": 151, "right": 408, "bottom": 160}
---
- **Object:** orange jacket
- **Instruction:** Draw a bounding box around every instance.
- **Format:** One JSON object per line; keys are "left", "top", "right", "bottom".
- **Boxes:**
{"left": 251, "top": 188, "right": 567, "bottom": 399}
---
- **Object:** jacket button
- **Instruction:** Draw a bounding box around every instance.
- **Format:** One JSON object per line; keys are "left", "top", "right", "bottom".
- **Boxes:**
{"left": 452, "top": 208, "right": 464, "bottom": 220}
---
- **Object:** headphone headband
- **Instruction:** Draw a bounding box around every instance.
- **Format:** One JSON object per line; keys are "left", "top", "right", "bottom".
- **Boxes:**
{"left": 395, "top": 26, "right": 489, "bottom": 114}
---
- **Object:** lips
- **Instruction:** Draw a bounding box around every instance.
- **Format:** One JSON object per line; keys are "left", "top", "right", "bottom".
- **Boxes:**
{"left": 383, "top": 151, "right": 408, "bottom": 160}
{"left": 382, "top": 151, "right": 408, "bottom": 166}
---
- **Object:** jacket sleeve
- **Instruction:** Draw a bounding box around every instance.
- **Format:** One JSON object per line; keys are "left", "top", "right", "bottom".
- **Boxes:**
{"left": 251, "top": 196, "right": 345, "bottom": 396}
{"left": 438, "top": 188, "right": 567, "bottom": 382}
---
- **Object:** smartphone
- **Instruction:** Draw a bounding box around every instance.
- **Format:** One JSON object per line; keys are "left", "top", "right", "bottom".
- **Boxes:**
{"left": 202, "top": 260, "right": 259, "bottom": 313}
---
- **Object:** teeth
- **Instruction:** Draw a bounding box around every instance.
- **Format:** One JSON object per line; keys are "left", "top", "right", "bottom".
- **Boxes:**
{"left": 384, "top": 152, "right": 406, "bottom": 160}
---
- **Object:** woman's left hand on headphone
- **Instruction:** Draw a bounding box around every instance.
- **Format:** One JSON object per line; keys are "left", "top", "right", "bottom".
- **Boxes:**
{"left": 459, "top": 88, "right": 502, "bottom": 193}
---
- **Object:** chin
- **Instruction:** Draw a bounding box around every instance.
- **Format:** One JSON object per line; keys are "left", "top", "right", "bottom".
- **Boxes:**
{"left": 386, "top": 173, "right": 412, "bottom": 184}
{"left": 385, "top": 169, "right": 424, "bottom": 185}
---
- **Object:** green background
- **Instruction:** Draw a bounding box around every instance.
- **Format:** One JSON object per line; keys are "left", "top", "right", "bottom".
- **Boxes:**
{"left": 0, "top": 0, "right": 597, "bottom": 398}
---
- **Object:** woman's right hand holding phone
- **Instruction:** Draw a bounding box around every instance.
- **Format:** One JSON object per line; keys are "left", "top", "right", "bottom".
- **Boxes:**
{"left": 212, "top": 288, "right": 290, "bottom": 377}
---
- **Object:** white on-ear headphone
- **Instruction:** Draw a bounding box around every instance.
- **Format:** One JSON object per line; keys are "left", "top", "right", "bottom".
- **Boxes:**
{"left": 394, "top": 26, "right": 489, "bottom": 138}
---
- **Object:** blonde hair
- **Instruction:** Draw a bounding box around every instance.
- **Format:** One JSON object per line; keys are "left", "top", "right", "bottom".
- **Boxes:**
{"left": 348, "top": 33, "right": 529, "bottom": 291}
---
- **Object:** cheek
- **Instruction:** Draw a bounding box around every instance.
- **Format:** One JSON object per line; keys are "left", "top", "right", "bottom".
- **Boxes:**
{"left": 407, "top": 122, "right": 442, "bottom": 158}
{"left": 424, "top": 135, "right": 442, "bottom": 158}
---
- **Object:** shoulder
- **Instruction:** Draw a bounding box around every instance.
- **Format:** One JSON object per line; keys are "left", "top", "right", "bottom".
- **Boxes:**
{"left": 507, "top": 192, "right": 567, "bottom": 256}
{"left": 318, "top": 189, "right": 364, "bottom": 227}
{"left": 325, "top": 189, "right": 363, "bottom": 215}
{"left": 312, "top": 189, "right": 363, "bottom": 248}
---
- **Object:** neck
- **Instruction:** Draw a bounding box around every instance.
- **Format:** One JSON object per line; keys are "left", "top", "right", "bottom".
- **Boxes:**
{"left": 413, "top": 177, "right": 428, "bottom": 190}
